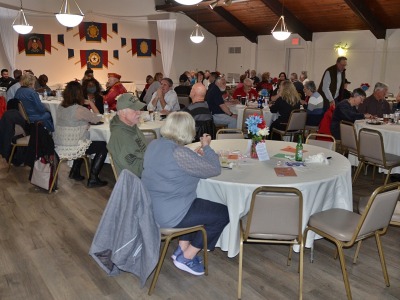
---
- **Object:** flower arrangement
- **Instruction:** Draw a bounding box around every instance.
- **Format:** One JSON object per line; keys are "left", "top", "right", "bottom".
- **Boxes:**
{"left": 246, "top": 114, "right": 269, "bottom": 158}
{"left": 360, "top": 83, "right": 370, "bottom": 91}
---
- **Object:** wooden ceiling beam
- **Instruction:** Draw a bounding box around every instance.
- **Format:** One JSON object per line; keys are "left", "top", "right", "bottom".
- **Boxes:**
{"left": 259, "top": 0, "right": 313, "bottom": 41}
{"left": 212, "top": 6, "right": 258, "bottom": 44}
{"left": 344, "top": 0, "right": 386, "bottom": 39}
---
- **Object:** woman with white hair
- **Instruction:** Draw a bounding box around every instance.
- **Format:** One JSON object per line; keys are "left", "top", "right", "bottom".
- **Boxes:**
{"left": 141, "top": 111, "right": 229, "bottom": 276}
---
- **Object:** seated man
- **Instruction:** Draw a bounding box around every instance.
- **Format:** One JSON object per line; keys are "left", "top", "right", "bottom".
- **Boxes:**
{"left": 205, "top": 76, "right": 237, "bottom": 128}
{"left": 302, "top": 80, "right": 324, "bottom": 126}
{"left": 233, "top": 78, "right": 258, "bottom": 101}
{"left": 358, "top": 82, "right": 391, "bottom": 118}
{"left": 174, "top": 74, "right": 192, "bottom": 96}
{"left": 147, "top": 78, "right": 179, "bottom": 114}
{"left": 0, "top": 68, "right": 14, "bottom": 89}
{"left": 107, "top": 93, "right": 147, "bottom": 177}
{"left": 103, "top": 73, "right": 127, "bottom": 111}
{"left": 182, "top": 83, "right": 215, "bottom": 140}
{"left": 6, "top": 69, "right": 22, "bottom": 101}
{"left": 35, "top": 74, "right": 54, "bottom": 96}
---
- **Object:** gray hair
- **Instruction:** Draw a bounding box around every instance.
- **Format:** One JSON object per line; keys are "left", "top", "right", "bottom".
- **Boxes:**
{"left": 160, "top": 111, "right": 196, "bottom": 145}
{"left": 304, "top": 80, "right": 317, "bottom": 93}
{"left": 20, "top": 73, "right": 36, "bottom": 87}
{"left": 374, "top": 82, "right": 388, "bottom": 92}
{"left": 243, "top": 78, "right": 253, "bottom": 85}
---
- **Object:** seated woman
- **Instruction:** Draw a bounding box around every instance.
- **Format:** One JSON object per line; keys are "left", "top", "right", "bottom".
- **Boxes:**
{"left": 82, "top": 78, "right": 104, "bottom": 114}
{"left": 54, "top": 81, "right": 108, "bottom": 188}
{"left": 302, "top": 80, "right": 324, "bottom": 126}
{"left": 269, "top": 80, "right": 301, "bottom": 140}
{"left": 107, "top": 93, "right": 147, "bottom": 177}
{"left": 330, "top": 88, "right": 371, "bottom": 140}
{"left": 141, "top": 112, "right": 229, "bottom": 276}
{"left": 139, "top": 75, "right": 154, "bottom": 102}
{"left": 15, "top": 73, "right": 54, "bottom": 132}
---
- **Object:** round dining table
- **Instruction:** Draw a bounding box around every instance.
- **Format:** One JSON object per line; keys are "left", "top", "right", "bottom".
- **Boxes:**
{"left": 186, "top": 139, "right": 352, "bottom": 257}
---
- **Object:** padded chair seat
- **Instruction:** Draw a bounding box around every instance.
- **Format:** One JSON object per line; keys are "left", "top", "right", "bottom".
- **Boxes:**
{"left": 308, "top": 208, "right": 361, "bottom": 241}
{"left": 359, "top": 196, "right": 400, "bottom": 223}
{"left": 363, "top": 152, "right": 400, "bottom": 166}
{"left": 14, "top": 135, "right": 30, "bottom": 145}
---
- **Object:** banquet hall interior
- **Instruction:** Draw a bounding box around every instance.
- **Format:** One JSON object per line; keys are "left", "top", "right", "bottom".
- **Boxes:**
{"left": 1, "top": 0, "right": 400, "bottom": 299}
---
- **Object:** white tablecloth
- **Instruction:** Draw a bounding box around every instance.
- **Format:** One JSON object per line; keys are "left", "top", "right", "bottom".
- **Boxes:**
{"left": 186, "top": 139, "right": 352, "bottom": 257}
{"left": 41, "top": 97, "right": 62, "bottom": 127}
{"left": 89, "top": 119, "right": 164, "bottom": 142}
{"left": 352, "top": 119, "right": 400, "bottom": 173}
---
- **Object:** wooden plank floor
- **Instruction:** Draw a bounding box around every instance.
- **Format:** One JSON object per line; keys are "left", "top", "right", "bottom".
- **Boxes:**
{"left": 0, "top": 159, "right": 399, "bottom": 299}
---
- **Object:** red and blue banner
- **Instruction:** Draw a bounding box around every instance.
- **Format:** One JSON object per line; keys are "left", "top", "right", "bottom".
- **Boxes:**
{"left": 18, "top": 34, "right": 52, "bottom": 55}
{"left": 80, "top": 49, "right": 108, "bottom": 69}
{"left": 131, "top": 39, "right": 156, "bottom": 57}
{"left": 78, "top": 22, "right": 107, "bottom": 42}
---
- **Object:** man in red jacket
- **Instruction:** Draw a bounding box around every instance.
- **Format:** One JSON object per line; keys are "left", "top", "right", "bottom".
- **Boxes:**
{"left": 103, "top": 73, "right": 127, "bottom": 111}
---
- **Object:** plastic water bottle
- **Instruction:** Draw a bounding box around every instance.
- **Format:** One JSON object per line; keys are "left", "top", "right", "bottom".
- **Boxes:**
{"left": 104, "top": 101, "right": 109, "bottom": 114}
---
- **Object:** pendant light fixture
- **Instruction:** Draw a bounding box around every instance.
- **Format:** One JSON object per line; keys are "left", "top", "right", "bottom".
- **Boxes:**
{"left": 175, "top": 0, "right": 202, "bottom": 5}
{"left": 209, "top": 0, "right": 219, "bottom": 9}
{"left": 56, "top": 0, "right": 84, "bottom": 27}
{"left": 271, "top": 0, "right": 291, "bottom": 41}
{"left": 12, "top": 0, "right": 33, "bottom": 35}
{"left": 190, "top": 24, "right": 204, "bottom": 43}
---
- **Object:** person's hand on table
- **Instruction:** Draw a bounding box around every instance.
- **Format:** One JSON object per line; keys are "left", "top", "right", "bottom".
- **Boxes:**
{"left": 200, "top": 134, "right": 212, "bottom": 147}
{"left": 364, "top": 113, "right": 372, "bottom": 119}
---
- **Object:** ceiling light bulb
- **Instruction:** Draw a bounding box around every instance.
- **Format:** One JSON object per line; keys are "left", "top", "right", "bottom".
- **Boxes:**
{"left": 175, "top": 0, "right": 202, "bottom": 4}
{"left": 190, "top": 24, "right": 205, "bottom": 43}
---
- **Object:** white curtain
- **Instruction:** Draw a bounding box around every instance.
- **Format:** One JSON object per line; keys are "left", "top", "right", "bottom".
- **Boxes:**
{"left": 0, "top": 7, "right": 19, "bottom": 71}
{"left": 156, "top": 19, "right": 176, "bottom": 78}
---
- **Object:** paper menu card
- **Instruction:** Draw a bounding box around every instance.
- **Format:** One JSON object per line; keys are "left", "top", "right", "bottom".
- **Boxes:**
{"left": 274, "top": 167, "right": 297, "bottom": 177}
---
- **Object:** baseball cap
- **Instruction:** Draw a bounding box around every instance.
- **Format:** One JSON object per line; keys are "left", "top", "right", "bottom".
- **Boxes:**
{"left": 116, "top": 93, "right": 146, "bottom": 111}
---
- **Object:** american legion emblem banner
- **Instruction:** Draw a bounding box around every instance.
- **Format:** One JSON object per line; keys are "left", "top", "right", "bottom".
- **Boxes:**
{"left": 78, "top": 22, "right": 108, "bottom": 42}
{"left": 80, "top": 50, "right": 108, "bottom": 69}
{"left": 18, "top": 34, "right": 52, "bottom": 55}
{"left": 131, "top": 39, "right": 156, "bottom": 57}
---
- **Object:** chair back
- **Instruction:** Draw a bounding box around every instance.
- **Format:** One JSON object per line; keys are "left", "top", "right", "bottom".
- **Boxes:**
{"left": 178, "top": 96, "right": 191, "bottom": 108}
{"left": 216, "top": 128, "right": 244, "bottom": 140}
{"left": 391, "top": 202, "right": 400, "bottom": 226}
{"left": 340, "top": 121, "right": 358, "bottom": 154}
{"left": 141, "top": 129, "right": 157, "bottom": 144}
{"left": 358, "top": 128, "right": 385, "bottom": 165}
{"left": 53, "top": 125, "right": 91, "bottom": 159}
{"left": 286, "top": 109, "right": 307, "bottom": 132}
{"left": 195, "top": 119, "right": 216, "bottom": 142}
{"left": 305, "top": 133, "right": 336, "bottom": 151}
{"left": 356, "top": 183, "right": 400, "bottom": 240}
{"left": 242, "top": 108, "right": 263, "bottom": 133}
{"left": 243, "top": 186, "right": 303, "bottom": 241}
{"left": 18, "top": 101, "right": 30, "bottom": 123}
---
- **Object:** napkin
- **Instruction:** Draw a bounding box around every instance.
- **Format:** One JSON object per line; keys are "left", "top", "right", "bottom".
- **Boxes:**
{"left": 305, "top": 153, "right": 329, "bottom": 165}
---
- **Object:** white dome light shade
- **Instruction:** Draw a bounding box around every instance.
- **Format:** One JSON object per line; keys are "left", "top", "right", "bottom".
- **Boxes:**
{"left": 55, "top": 13, "right": 83, "bottom": 27}
{"left": 56, "top": 0, "right": 84, "bottom": 27}
{"left": 12, "top": 9, "right": 33, "bottom": 34}
{"left": 190, "top": 24, "right": 204, "bottom": 43}
{"left": 271, "top": 15, "right": 291, "bottom": 41}
{"left": 272, "top": 31, "right": 291, "bottom": 41}
{"left": 175, "top": 0, "right": 202, "bottom": 4}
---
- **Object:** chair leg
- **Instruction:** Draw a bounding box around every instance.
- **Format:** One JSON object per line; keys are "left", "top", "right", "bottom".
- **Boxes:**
{"left": 148, "top": 237, "right": 171, "bottom": 296}
{"left": 372, "top": 165, "right": 376, "bottom": 182}
{"left": 303, "top": 228, "right": 313, "bottom": 263}
{"left": 49, "top": 158, "right": 65, "bottom": 193}
{"left": 238, "top": 233, "right": 244, "bottom": 299}
{"left": 384, "top": 168, "right": 392, "bottom": 185}
{"left": 7, "top": 145, "right": 18, "bottom": 172}
{"left": 375, "top": 232, "right": 390, "bottom": 287}
{"left": 82, "top": 156, "right": 90, "bottom": 179}
{"left": 353, "top": 240, "right": 362, "bottom": 264}
{"left": 299, "top": 240, "right": 304, "bottom": 300}
{"left": 352, "top": 162, "right": 364, "bottom": 185}
{"left": 199, "top": 226, "right": 208, "bottom": 276}
{"left": 336, "top": 243, "right": 353, "bottom": 300}
{"left": 287, "top": 244, "right": 293, "bottom": 266}
{"left": 333, "top": 248, "right": 339, "bottom": 260}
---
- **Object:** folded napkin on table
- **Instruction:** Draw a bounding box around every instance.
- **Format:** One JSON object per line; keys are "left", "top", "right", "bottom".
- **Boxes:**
{"left": 305, "top": 153, "right": 329, "bottom": 165}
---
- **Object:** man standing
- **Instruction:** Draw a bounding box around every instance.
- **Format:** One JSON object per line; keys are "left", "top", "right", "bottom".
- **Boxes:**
{"left": 0, "top": 69, "right": 14, "bottom": 88}
{"left": 358, "top": 82, "right": 391, "bottom": 118}
{"left": 318, "top": 56, "right": 347, "bottom": 110}
{"left": 147, "top": 78, "right": 179, "bottom": 114}
{"left": 103, "top": 73, "right": 127, "bottom": 111}
{"left": 182, "top": 83, "right": 215, "bottom": 140}
{"left": 205, "top": 76, "right": 237, "bottom": 128}
{"left": 107, "top": 93, "right": 147, "bottom": 177}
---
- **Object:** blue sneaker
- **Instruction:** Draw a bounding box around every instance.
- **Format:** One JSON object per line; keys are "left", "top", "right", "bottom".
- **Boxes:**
{"left": 173, "top": 253, "right": 205, "bottom": 276}
{"left": 171, "top": 245, "right": 183, "bottom": 261}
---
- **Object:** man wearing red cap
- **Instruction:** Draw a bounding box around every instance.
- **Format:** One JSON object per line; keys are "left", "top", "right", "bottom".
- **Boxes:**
{"left": 103, "top": 72, "right": 127, "bottom": 111}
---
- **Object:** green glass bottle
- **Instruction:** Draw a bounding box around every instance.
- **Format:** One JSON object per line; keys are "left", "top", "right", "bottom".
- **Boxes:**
{"left": 295, "top": 136, "right": 303, "bottom": 162}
